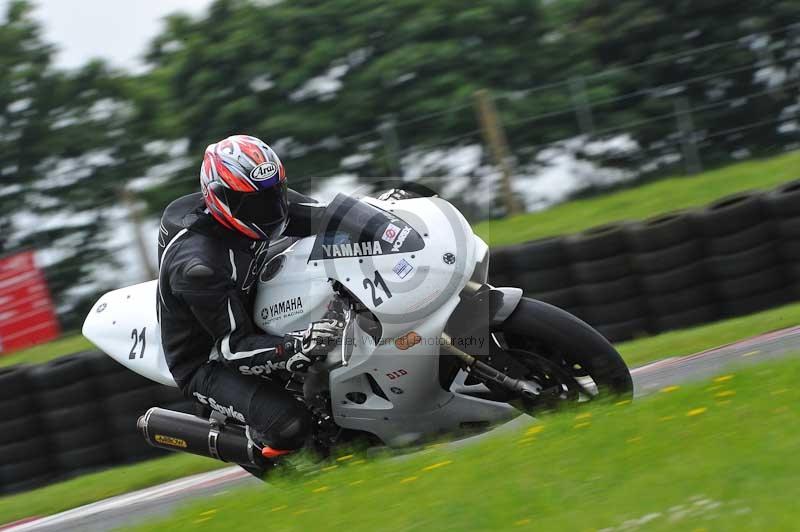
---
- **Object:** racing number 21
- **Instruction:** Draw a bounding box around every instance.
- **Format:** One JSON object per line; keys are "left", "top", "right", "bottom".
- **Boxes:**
{"left": 363, "top": 271, "right": 392, "bottom": 307}
{"left": 129, "top": 327, "right": 146, "bottom": 359}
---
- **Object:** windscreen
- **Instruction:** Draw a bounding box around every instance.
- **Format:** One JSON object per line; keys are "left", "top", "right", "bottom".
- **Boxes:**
{"left": 308, "top": 193, "right": 424, "bottom": 260}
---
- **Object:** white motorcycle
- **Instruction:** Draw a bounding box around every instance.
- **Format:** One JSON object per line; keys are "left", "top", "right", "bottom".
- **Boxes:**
{"left": 83, "top": 191, "right": 632, "bottom": 472}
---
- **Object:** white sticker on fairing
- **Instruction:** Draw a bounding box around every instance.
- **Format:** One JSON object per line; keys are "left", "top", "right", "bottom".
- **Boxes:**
{"left": 392, "top": 258, "right": 414, "bottom": 279}
{"left": 391, "top": 226, "right": 412, "bottom": 252}
{"left": 382, "top": 223, "right": 402, "bottom": 244}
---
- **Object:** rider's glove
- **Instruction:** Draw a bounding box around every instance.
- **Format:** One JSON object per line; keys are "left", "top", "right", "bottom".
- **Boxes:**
{"left": 282, "top": 319, "right": 342, "bottom": 372}
{"left": 322, "top": 298, "right": 347, "bottom": 322}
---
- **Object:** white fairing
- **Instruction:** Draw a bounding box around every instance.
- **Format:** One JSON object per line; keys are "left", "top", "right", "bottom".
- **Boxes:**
{"left": 254, "top": 196, "right": 479, "bottom": 338}
{"left": 82, "top": 281, "right": 177, "bottom": 387}
{"left": 255, "top": 196, "right": 512, "bottom": 445}
{"left": 83, "top": 194, "right": 514, "bottom": 446}
{"left": 254, "top": 240, "right": 333, "bottom": 335}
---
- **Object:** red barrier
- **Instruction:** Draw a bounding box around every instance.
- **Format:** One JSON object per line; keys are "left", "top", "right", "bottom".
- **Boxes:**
{"left": 0, "top": 251, "right": 60, "bottom": 353}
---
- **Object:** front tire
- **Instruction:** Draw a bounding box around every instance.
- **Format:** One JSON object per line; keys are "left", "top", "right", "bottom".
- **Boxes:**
{"left": 494, "top": 297, "right": 633, "bottom": 406}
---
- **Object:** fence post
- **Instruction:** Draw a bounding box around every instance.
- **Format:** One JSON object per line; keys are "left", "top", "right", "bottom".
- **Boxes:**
{"left": 121, "top": 189, "right": 157, "bottom": 281}
{"left": 674, "top": 97, "right": 702, "bottom": 175}
{"left": 378, "top": 115, "right": 404, "bottom": 178}
{"left": 474, "top": 89, "right": 522, "bottom": 216}
{"left": 568, "top": 76, "right": 595, "bottom": 135}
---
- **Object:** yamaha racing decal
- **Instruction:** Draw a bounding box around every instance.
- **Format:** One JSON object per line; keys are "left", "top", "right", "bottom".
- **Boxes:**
{"left": 308, "top": 193, "right": 426, "bottom": 261}
{"left": 322, "top": 241, "right": 383, "bottom": 258}
{"left": 260, "top": 296, "right": 304, "bottom": 325}
{"left": 309, "top": 223, "right": 425, "bottom": 260}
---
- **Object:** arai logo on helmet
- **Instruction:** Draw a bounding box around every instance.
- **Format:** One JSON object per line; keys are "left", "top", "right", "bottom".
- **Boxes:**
{"left": 250, "top": 161, "right": 279, "bottom": 181}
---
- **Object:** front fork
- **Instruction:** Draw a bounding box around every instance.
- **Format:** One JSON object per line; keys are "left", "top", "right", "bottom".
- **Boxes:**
{"left": 443, "top": 282, "right": 538, "bottom": 396}
{"left": 445, "top": 282, "right": 579, "bottom": 405}
{"left": 441, "top": 334, "right": 541, "bottom": 402}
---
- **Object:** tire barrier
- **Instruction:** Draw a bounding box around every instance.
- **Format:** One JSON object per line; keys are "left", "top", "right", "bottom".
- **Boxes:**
{"left": 564, "top": 224, "right": 647, "bottom": 341}
{"left": 490, "top": 181, "right": 800, "bottom": 342}
{"left": 631, "top": 211, "right": 713, "bottom": 334}
{"left": 0, "top": 352, "right": 190, "bottom": 495}
{"left": 0, "top": 366, "right": 51, "bottom": 495}
{"left": 767, "top": 179, "right": 800, "bottom": 301}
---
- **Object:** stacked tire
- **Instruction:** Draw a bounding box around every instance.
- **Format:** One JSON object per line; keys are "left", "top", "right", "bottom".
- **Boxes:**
{"left": 766, "top": 180, "right": 800, "bottom": 295}
{"left": 156, "top": 385, "right": 194, "bottom": 415}
{"left": 627, "top": 212, "right": 717, "bottom": 333}
{"left": 93, "top": 355, "right": 167, "bottom": 465}
{"left": 698, "top": 193, "right": 790, "bottom": 317}
{"left": 0, "top": 353, "right": 199, "bottom": 494}
{"left": 0, "top": 366, "right": 51, "bottom": 495}
{"left": 29, "top": 354, "right": 113, "bottom": 480}
{"left": 500, "top": 237, "right": 581, "bottom": 316}
{"left": 487, "top": 246, "right": 515, "bottom": 289}
{"left": 564, "top": 224, "right": 647, "bottom": 342}
{"left": 485, "top": 180, "right": 800, "bottom": 341}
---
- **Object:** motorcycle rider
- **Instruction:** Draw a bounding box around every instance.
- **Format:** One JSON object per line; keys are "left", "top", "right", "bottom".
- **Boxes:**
{"left": 157, "top": 134, "right": 341, "bottom": 459}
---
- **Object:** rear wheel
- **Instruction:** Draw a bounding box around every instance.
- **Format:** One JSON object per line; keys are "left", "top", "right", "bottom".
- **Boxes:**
{"left": 485, "top": 297, "right": 633, "bottom": 411}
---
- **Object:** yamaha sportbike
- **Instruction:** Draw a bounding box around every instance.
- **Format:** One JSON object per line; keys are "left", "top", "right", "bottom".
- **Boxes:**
{"left": 83, "top": 191, "right": 632, "bottom": 471}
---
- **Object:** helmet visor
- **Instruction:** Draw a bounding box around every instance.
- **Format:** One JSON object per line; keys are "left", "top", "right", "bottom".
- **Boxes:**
{"left": 224, "top": 183, "right": 289, "bottom": 240}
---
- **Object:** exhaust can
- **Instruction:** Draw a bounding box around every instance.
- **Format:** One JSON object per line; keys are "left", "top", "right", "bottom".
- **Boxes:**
{"left": 138, "top": 407, "right": 266, "bottom": 468}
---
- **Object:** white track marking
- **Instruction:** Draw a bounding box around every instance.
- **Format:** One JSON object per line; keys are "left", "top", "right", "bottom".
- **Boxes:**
{"left": 3, "top": 468, "right": 248, "bottom": 531}
{"left": 630, "top": 357, "right": 677, "bottom": 375}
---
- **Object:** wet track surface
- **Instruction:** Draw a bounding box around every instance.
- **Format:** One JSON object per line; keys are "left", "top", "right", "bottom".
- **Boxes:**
{"left": 5, "top": 326, "right": 800, "bottom": 532}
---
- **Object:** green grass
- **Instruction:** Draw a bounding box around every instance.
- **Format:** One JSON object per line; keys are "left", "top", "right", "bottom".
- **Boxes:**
{"left": 615, "top": 300, "right": 800, "bottom": 368}
{"left": 1, "top": 301, "right": 799, "bottom": 525}
{"left": 126, "top": 356, "right": 800, "bottom": 532}
{"left": 0, "top": 334, "right": 92, "bottom": 369}
{"left": 475, "top": 150, "right": 800, "bottom": 246}
{"left": 0, "top": 454, "right": 225, "bottom": 525}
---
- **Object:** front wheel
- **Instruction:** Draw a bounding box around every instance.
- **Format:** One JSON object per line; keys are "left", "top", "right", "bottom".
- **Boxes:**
{"left": 488, "top": 297, "right": 633, "bottom": 410}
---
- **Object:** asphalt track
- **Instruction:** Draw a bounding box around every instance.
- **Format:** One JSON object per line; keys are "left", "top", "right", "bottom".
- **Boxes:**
{"left": 5, "top": 326, "right": 800, "bottom": 532}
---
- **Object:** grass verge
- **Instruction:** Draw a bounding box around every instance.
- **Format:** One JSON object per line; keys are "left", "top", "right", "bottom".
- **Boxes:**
{"left": 615, "top": 300, "right": 800, "bottom": 368}
{"left": 0, "top": 334, "right": 92, "bottom": 369}
{"left": 127, "top": 355, "right": 800, "bottom": 532}
{"left": 0, "top": 454, "right": 225, "bottom": 525}
{"left": 474, "top": 150, "right": 800, "bottom": 246}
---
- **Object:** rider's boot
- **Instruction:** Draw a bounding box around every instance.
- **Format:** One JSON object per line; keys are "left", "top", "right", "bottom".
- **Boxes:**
{"left": 262, "top": 446, "right": 293, "bottom": 458}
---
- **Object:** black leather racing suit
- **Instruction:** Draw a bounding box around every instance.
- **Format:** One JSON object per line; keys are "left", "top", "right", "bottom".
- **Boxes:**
{"left": 157, "top": 190, "right": 324, "bottom": 450}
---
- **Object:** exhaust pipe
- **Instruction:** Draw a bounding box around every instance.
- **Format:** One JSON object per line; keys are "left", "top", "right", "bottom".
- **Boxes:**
{"left": 138, "top": 407, "right": 267, "bottom": 468}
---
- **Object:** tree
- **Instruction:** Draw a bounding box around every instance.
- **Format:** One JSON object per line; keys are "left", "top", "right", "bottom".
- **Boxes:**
{"left": 6, "top": 0, "right": 800, "bottom": 331}
{"left": 139, "top": 0, "right": 586, "bottom": 208}
{"left": 140, "top": 0, "right": 800, "bottom": 212}
{"left": 565, "top": 0, "right": 800, "bottom": 171}
{"left": 1, "top": 1, "right": 164, "bottom": 328}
